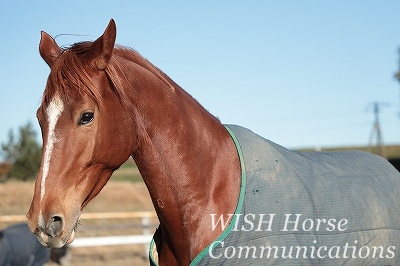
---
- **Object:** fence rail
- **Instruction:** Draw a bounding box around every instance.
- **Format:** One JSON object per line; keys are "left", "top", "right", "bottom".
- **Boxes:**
{"left": 70, "top": 234, "right": 154, "bottom": 247}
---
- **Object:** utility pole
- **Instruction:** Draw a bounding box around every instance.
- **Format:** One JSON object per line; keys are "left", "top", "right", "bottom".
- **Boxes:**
{"left": 367, "top": 102, "right": 389, "bottom": 158}
{"left": 396, "top": 48, "right": 400, "bottom": 116}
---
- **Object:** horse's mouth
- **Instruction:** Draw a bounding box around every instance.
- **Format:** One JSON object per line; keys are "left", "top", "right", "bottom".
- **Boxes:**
{"left": 36, "top": 229, "right": 74, "bottom": 248}
{"left": 38, "top": 228, "right": 75, "bottom": 248}
{"left": 67, "top": 229, "right": 75, "bottom": 244}
{"left": 65, "top": 217, "right": 80, "bottom": 245}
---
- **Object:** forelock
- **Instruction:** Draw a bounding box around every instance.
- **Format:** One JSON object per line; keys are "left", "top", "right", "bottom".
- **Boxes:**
{"left": 41, "top": 42, "right": 104, "bottom": 110}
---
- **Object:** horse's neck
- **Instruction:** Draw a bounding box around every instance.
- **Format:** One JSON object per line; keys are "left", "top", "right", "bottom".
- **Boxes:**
{"left": 126, "top": 66, "right": 241, "bottom": 264}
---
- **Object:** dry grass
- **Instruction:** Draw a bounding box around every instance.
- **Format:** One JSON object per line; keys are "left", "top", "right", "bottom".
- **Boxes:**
{"left": 0, "top": 179, "right": 155, "bottom": 216}
{"left": 0, "top": 180, "right": 36, "bottom": 216}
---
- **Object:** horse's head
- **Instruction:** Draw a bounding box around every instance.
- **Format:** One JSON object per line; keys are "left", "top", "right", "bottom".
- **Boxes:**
{"left": 27, "top": 19, "right": 134, "bottom": 248}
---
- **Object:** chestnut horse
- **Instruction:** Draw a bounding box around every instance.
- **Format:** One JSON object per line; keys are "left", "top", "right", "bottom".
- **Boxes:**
{"left": 27, "top": 20, "right": 400, "bottom": 265}
{"left": 27, "top": 19, "right": 240, "bottom": 265}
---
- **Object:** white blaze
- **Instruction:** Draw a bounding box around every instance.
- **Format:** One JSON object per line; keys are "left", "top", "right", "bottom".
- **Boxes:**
{"left": 40, "top": 95, "right": 64, "bottom": 202}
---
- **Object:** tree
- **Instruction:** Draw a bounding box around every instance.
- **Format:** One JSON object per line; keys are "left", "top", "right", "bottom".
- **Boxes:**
{"left": 1, "top": 122, "right": 42, "bottom": 181}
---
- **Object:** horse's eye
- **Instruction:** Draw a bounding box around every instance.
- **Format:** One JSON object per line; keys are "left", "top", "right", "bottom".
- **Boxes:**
{"left": 78, "top": 112, "right": 94, "bottom": 125}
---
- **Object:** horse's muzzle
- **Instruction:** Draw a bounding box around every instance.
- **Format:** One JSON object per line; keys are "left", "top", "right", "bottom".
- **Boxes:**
{"left": 32, "top": 214, "right": 74, "bottom": 248}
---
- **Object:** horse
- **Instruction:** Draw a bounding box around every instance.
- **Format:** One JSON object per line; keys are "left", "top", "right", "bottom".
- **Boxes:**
{"left": 27, "top": 19, "right": 400, "bottom": 265}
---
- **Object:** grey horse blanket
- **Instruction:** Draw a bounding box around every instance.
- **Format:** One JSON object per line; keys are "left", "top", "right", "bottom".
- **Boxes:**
{"left": 0, "top": 223, "right": 50, "bottom": 266}
{"left": 150, "top": 125, "right": 400, "bottom": 265}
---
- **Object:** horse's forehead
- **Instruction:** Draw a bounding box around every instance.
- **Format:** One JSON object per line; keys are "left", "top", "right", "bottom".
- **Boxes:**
{"left": 39, "top": 94, "right": 65, "bottom": 127}
{"left": 47, "top": 94, "right": 64, "bottom": 115}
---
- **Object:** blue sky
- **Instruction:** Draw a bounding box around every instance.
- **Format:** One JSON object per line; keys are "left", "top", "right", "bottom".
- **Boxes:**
{"left": 1, "top": 2, "right": 400, "bottom": 151}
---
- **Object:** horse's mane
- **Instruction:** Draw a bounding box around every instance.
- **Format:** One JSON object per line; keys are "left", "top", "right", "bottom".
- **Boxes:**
{"left": 41, "top": 41, "right": 175, "bottom": 111}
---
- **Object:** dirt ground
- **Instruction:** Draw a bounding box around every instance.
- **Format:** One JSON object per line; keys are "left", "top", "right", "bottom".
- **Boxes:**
{"left": 0, "top": 179, "right": 157, "bottom": 266}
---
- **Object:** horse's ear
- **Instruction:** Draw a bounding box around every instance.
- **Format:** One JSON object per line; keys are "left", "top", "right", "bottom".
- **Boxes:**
{"left": 39, "top": 31, "right": 62, "bottom": 67}
{"left": 88, "top": 19, "right": 116, "bottom": 70}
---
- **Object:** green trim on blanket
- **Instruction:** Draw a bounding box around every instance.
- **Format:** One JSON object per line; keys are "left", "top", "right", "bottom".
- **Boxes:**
{"left": 148, "top": 125, "right": 247, "bottom": 266}
{"left": 149, "top": 232, "right": 158, "bottom": 266}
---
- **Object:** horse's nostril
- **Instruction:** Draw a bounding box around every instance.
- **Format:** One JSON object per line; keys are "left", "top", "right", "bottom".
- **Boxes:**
{"left": 46, "top": 215, "right": 64, "bottom": 238}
